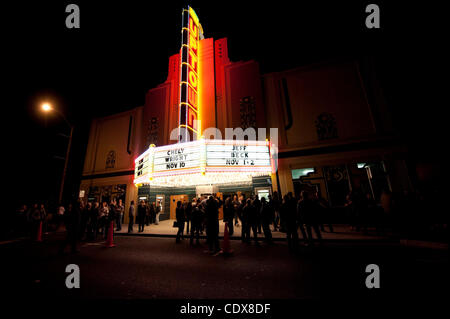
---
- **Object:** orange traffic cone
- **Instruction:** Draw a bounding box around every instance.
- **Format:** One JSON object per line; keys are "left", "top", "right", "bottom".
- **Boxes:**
{"left": 105, "top": 221, "right": 116, "bottom": 248}
{"left": 36, "top": 221, "right": 43, "bottom": 242}
{"left": 221, "top": 222, "right": 233, "bottom": 255}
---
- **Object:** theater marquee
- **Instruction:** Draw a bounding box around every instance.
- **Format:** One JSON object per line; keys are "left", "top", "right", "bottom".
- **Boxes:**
{"left": 134, "top": 139, "right": 273, "bottom": 187}
{"left": 133, "top": 7, "right": 276, "bottom": 188}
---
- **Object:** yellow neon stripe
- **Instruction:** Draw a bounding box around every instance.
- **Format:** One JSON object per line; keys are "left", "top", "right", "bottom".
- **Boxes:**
{"left": 188, "top": 7, "right": 200, "bottom": 26}
{"left": 178, "top": 124, "right": 198, "bottom": 134}
{"left": 179, "top": 102, "right": 198, "bottom": 114}
{"left": 181, "top": 62, "right": 198, "bottom": 77}
{"left": 179, "top": 81, "right": 198, "bottom": 94}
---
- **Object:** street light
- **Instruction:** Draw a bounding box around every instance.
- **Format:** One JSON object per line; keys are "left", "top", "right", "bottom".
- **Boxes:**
{"left": 39, "top": 102, "right": 74, "bottom": 204}
{"left": 41, "top": 102, "right": 52, "bottom": 112}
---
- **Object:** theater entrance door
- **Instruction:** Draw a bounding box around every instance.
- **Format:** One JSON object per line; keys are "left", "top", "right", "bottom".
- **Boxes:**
{"left": 170, "top": 195, "right": 189, "bottom": 219}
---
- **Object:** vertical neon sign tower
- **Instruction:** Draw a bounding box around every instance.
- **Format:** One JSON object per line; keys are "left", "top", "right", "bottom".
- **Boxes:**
{"left": 179, "top": 6, "right": 203, "bottom": 142}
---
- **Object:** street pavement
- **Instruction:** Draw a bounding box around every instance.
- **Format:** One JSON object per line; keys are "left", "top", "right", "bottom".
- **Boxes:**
{"left": 0, "top": 232, "right": 448, "bottom": 301}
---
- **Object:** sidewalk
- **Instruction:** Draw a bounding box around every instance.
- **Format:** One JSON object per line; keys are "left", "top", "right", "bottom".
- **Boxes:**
{"left": 116, "top": 220, "right": 393, "bottom": 241}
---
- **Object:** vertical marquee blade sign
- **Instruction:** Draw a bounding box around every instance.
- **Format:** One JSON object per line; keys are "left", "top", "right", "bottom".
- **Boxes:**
{"left": 179, "top": 7, "right": 203, "bottom": 142}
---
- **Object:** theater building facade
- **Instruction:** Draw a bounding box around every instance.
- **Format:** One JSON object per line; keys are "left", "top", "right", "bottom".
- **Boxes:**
{"left": 79, "top": 7, "right": 410, "bottom": 223}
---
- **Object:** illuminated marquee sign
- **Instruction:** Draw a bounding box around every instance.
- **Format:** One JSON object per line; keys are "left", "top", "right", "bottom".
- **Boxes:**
{"left": 206, "top": 144, "right": 271, "bottom": 167}
{"left": 179, "top": 6, "right": 203, "bottom": 142}
{"left": 134, "top": 140, "right": 273, "bottom": 186}
{"left": 153, "top": 143, "right": 201, "bottom": 172}
{"left": 134, "top": 147, "right": 153, "bottom": 185}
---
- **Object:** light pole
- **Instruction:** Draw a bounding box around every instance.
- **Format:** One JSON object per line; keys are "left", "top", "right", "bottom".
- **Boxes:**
{"left": 41, "top": 102, "right": 74, "bottom": 204}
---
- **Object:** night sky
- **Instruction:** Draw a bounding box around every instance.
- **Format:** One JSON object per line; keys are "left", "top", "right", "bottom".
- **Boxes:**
{"left": 3, "top": 1, "right": 442, "bottom": 210}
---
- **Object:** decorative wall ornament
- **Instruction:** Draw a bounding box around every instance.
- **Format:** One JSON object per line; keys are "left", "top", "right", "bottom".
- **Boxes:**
{"left": 147, "top": 117, "right": 159, "bottom": 147}
{"left": 240, "top": 96, "right": 257, "bottom": 130}
{"left": 315, "top": 112, "right": 338, "bottom": 140}
{"left": 106, "top": 150, "right": 116, "bottom": 169}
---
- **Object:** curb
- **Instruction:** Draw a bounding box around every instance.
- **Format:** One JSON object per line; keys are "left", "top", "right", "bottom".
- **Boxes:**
{"left": 114, "top": 232, "right": 399, "bottom": 244}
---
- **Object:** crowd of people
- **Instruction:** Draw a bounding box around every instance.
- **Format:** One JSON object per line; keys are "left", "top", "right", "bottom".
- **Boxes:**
{"left": 6, "top": 187, "right": 447, "bottom": 252}
{"left": 169, "top": 190, "right": 331, "bottom": 254}
{"left": 135, "top": 200, "right": 163, "bottom": 232}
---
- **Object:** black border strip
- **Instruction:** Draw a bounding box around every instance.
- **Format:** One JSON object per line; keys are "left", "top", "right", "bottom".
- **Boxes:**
{"left": 81, "top": 170, "right": 134, "bottom": 180}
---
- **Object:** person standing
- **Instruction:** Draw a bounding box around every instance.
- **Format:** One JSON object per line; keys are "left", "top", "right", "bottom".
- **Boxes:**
{"left": 271, "top": 191, "right": 281, "bottom": 231}
{"left": 55, "top": 203, "right": 65, "bottom": 231}
{"left": 284, "top": 195, "right": 299, "bottom": 251}
{"left": 314, "top": 191, "right": 333, "bottom": 233}
{"left": 106, "top": 200, "right": 116, "bottom": 237}
{"left": 137, "top": 200, "right": 146, "bottom": 232}
{"left": 240, "top": 195, "right": 248, "bottom": 242}
{"left": 145, "top": 201, "right": 150, "bottom": 226}
{"left": 80, "top": 202, "right": 91, "bottom": 240}
{"left": 128, "top": 200, "right": 135, "bottom": 233}
{"left": 299, "top": 191, "right": 322, "bottom": 246}
{"left": 205, "top": 196, "right": 221, "bottom": 253}
{"left": 39, "top": 203, "right": 48, "bottom": 234}
{"left": 295, "top": 195, "right": 309, "bottom": 245}
{"left": 190, "top": 199, "right": 202, "bottom": 245}
{"left": 30, "top": 203, "right": 44, "bottom": 240}
{"left": 88, "top": 202, "right": 99, "bottom": 240}
{"left": 185, "top": 200, "right": 192, "bottom": 234}
{"left": 260, "top": 197, "right": 273, "bottom": 244}
{"left": 155, "top": 200, "right": 162, "bottom": 225}
{"left": 253, "top": 195, "right": 262, "bottom": 234}
{"left": 115, "top": 199, "right": 124, "bottom": 231}
{"left": 175, "top": 201, "right": 185, "bottom": 243}
{"left": 58, "top": 200, "right": 81, "bottom": 254}
{"left": 232, "top": 194, "right": 240, "bottom": 227}
{"left": 149, "top": 202, "right": 156, "bottom": 225}
{"left": 98, "top": 202, "right": 109, "bottom": 239}
{"left": 243, "top": 199, "right": 258, "bottom": 244}
{"left": 224, "top": 196, "right": 234, "bottom": 236}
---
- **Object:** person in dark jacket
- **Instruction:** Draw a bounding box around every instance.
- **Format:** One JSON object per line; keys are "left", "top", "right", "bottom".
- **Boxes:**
{"left": 137, "top": 200, "right": 146, "bottom": 232}
{"left": 128, "top": 200, "right": 135, "bottom": 233}
{"left": 283, "top": 195, "right": 299, "bottom": 251}
{"left": 149, "top": 202, "right": 156, "bottom": 225}
{"left": 253, "top": 195, "right": 262, "bottom": 234}
{"left": 223, "top": 196, "right": 234, "bottom": 236}
{"left": 205, "top": 196, "right": 221, "bottom": 253}
{"left": 184, "top": 201, "right": 192, "bottom": 234}
{"left": 232, "top": 194, "right": 240, "bottom": 227}
{"left": 243, "top": 199, "right": 258, "bottom": 244}
{"left": 271, "top": 192, "right": 281, "bottom": 231}
{"left": 295, "top": 196, "right": 309, "bottom": 246}
{"left": 240, "top": 197, "right": 249, "bottom": 242}
{"left": 145, "top": 201, "right": 150, "bottom": 226}
{"left": 260, "top": 197, "right": 273, "bottom": 244}
{"left": 190, "top": 199, "right": 202, "bottom": 245}
{"left": 30, "top": 203, "right": 45, "bottom": 240}
{"left": 115, "top": 199, "right": 124, "bottom": 231}
{"left": 58, "top": 199, "right": 81, "bottom": 254}
{"left": 314, "top": 191, "right": 333, "bottom": 233}
{"left": 88, "top": 201, "right": 99, "bottom": 240}
{"left": 175, "top": 201, "right": 185, "bottom": 243}
{"left": 237, "top": 194, "right": 245, "bottom": 228}
{"left": 80, "top": 202, "right": 91, "bottom": 240}
{"left": 298, "top": 191, "right": 322, "bottom": 245}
